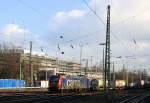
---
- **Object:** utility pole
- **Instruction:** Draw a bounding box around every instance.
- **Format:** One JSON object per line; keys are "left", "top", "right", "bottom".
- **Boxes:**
{"left": 126, "top": 70, "right": 129, "bottom": 87}
{"left": 91, "top": 56, "right": 93, "bottom": 70}
{"left": 144, "top": 69, "right": 147, "bottom": 83}
{"left": 99, "top": 43, "right": 105, "bottom": 89}
{"left": 103, "top": 46, "right": 105, "bottom": 89}
{"left": 19, "top": 53, "right": 22, "bottom": 81}
{"left": 45, "top": 54, "right": 48, "bottom": 81}
{"left": 105, "top": 5, "right": 111, "bottom": 94}
{"left": 80, "top": 45, "right": 83, "bottom": 76}
{"left": 29, "top": 41, "right": 33, "bottom": 87}
{"left": 85, "top": 59, "right": 88, "bottom": 75}
{"left": 123, "top": 64, "right": 125, "bottom": 80}
{"left": 112, "top": 61, "right": 115, "bottom": 89}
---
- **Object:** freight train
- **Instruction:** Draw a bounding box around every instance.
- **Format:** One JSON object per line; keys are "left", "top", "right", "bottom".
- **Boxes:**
{"left": 48, "top": 74, "right": 99, "bottom": 92}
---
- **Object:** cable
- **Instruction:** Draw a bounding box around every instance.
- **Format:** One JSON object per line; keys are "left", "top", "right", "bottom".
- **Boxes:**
{"left": 51, "top": 0, "right": 106, "bottom": 46}
{"left": 44, "top": 0, "right": 134, "bottom": 57}
{"left": 17, "top": 0, "right": 48, "bottom": 19}
{"left": 112, "top": 7, "right": 150, "bottom": 27}
{"left": 82, "top": 0, "right": 105, "bottom": 25}
{"left": 111, "top": 31, "right": 133, "bottom": 51}
{"left": 16, "top": 0, "right": 105, "bottom": 51}
{"left": 58, "top": 30, "right": 103, "bottom": 45}
{"left": 15, "top": 0, "right": 138, "bottom": 57}
{"left": 82, "top": 0, "right": 135, "bottom": 53}
{"left": 17, "top": 0, "right": 97, "bottom": 48}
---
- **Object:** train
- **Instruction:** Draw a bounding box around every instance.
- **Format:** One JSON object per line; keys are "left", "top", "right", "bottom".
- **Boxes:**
{"left": 48, "top": 74, "right": 150, "bottom": 92}
{"left": 48, "top": 74, "right": 100, "bottom": 92}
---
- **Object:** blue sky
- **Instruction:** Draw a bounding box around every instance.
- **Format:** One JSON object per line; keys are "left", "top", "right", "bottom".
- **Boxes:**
{"left": 0, "top": 0, "right": 85, "bottom": 38}
{"left": 0, "top": 0, "right": 95, "bottom": 61}
{"left": 0, "top": 0, "right": 150, "bottom": 72}
{"left": 0, "top": 0, "right": 83, "bottom": 50}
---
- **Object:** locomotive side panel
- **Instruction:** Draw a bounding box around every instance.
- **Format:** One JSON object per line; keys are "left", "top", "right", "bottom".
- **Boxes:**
{"left": 48, "top": 75, "right": 93, "bottom": 92}
{"left": 62, "top": 77, "right": 81, "bottom": 90}
{"left": 80, "top": 78, "right": 91, "bottom": 89}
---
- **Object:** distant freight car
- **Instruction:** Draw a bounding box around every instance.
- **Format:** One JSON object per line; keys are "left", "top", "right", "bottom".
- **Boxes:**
{"left": 48, "top": 74, "right": 94, "bottom": 92}
{"left": 115, "top": 80, "right": 126, "bottom": 88}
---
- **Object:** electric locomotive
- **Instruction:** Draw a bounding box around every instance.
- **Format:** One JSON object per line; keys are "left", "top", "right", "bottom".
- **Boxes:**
{"left": 48, "top": 74, "right": 92, "bottom": 92}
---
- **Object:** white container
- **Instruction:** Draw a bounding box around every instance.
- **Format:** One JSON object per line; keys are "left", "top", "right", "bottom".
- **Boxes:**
{"left": 41, "top": 81, "right": 49, "bottom": 88}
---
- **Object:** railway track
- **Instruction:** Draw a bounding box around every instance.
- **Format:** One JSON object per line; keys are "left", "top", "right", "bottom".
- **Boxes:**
{"left": 0, "top": 89, "right": 149, "bottom": 103}
{"left": 116, "top": 94, "right": 150, "bottom": 103}
{"left": 0, "top": 92, "right": 100, "bottom": 103}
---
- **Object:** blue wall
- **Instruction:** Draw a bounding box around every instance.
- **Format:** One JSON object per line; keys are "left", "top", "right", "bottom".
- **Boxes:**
{"left": 0, "top": 79, "right": 25, "bottom": 88}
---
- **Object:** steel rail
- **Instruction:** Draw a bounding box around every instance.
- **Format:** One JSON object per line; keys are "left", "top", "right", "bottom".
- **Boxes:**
{"left": 119, "top": 94, "right": 150, "bottom": 103}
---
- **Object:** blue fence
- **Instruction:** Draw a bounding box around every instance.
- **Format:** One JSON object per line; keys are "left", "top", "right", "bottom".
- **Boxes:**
{"left": 0, "top": 79, "right": 26, "bottom": 88}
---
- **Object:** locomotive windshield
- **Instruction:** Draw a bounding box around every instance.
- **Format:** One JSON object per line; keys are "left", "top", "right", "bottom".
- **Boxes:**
{"left": 49, "top": 75, "right": 59, "bottom": 82}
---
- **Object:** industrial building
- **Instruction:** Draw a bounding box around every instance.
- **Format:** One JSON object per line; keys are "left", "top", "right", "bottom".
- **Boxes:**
{"left": 0, "top": 48, "right": 103, "bottom": 87}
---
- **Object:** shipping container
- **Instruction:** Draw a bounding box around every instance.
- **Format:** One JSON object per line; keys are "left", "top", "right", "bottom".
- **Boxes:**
{"left": 115, "top": 80, "right": 126, "bottom": 87}
{"left": 0, "top": 79, "right": 26, "bottom": 88}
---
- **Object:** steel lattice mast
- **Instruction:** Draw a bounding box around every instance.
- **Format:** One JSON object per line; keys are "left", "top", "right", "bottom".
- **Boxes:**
{"left": 104, "top": 5, "right": 111, "bottom": 93}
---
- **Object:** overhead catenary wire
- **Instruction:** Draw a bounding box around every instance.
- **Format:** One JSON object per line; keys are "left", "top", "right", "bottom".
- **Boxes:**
{"left": 46, "top": 0, "right": 105, "bottom": 47}
{"left": 17, "top": 0, "right": 96, "bottom": 48}
{"left": 112, "top": 7, "right": 150, "bottom": 26}
{"left": 16, "top": 0, "right": 48, "bottom": 19}
{"left": 16, "top": 0, "right": 148, "bottom": 49}
{"left": 57, "top": 30, "right": 103, "bottom": 45}
{"left": 15, "top": 0, "right": 108, "bottom": 50}
{"left": 15, "top": 0, "right": 140, "bottom": 57}
{"left": 82, "top": 0, "right": 105, "bottom": 25}
{"left": 82, "top": 0, "right": 150, "bottom": 57}
{"left": 82, "top": 0, "right": 135, "bottom": 54}
{"left": 106, "top": 0, "right": 150, "bottom": 50}
{"left": 33, "top": 0, "right": 136, "bottom": 56}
